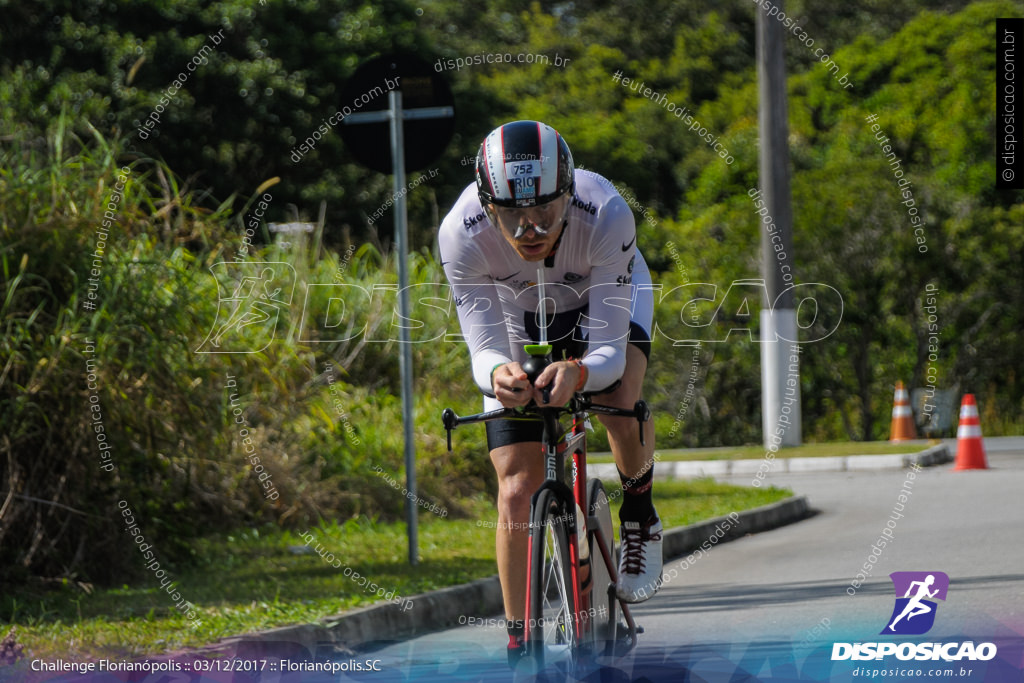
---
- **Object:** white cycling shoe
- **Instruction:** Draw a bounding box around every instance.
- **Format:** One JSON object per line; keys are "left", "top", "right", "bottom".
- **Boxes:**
{"left": 616, "top": 511, "right": 663, "bottom": 603}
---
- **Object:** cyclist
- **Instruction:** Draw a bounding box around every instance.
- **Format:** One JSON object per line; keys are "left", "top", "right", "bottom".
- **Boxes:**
{"left": 438, "top": 120, "right": 662, "bottom": 664}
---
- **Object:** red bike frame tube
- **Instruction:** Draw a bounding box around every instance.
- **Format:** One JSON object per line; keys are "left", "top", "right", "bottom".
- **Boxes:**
{"left": 571, "top": 415, "right": 587, "bottom": 522}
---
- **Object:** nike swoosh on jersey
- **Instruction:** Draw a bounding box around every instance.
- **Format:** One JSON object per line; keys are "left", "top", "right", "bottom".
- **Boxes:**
{"left": 621, "top": 236, "right": 636, "bottom": 251}
{"left": 495, "top": 271, "right": 521, "bottom": 282}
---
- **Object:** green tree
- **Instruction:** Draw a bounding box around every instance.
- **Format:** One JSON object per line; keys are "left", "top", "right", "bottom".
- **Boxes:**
{"left": 659, "top": 1, "right": 1023, "bottom": 443}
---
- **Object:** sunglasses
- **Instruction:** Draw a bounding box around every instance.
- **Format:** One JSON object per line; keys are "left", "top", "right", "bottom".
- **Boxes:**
{"left": 491, "top": 195, "right": 570, "bottom": 239}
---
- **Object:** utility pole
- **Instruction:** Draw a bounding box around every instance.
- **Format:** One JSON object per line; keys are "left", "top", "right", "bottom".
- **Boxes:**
{"left": 757, "top": 2, "right": 802, "bottom": 448}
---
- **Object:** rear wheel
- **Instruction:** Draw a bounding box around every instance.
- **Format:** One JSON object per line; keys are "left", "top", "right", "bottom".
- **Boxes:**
{"left": 522, "top": 488, "right": 580, "bottom": 675}
{"left": 585, "top": 478, "right": 615, "bottom": 649}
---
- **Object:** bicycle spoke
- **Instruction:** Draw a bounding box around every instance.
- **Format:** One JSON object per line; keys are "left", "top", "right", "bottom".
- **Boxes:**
{"left": 443, "top": 385, "right": 650, "bottom": 674}
{"left": 542, "top": 528, "right": 571, "bottom": 646}
{"left": 531, "top": 497, "right": 579, "bottom": 672}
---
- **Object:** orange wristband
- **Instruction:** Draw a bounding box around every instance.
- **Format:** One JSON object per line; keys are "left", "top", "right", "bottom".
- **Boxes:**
{"left": 573, "top": 359, "right": 588, "bottom": 392}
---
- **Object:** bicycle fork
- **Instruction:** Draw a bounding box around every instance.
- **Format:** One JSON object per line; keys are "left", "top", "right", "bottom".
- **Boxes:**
{"left": 524, "top": 422, "right": 585, "bottom": 658}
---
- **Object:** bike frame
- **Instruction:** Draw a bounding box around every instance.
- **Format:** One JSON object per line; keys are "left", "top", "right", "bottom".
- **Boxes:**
{"left": 442, "top": 391, "right": 648, "bottom": 659}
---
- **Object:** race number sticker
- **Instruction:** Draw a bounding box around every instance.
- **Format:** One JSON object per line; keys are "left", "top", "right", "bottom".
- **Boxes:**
{"left": 505, "top": 160, "right": 540, "bottom": 179}
{"left": 506, "top": 160, "right": 539, "bottom": 201}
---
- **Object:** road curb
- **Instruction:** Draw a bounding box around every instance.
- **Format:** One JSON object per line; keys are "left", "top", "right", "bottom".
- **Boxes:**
{"left": 589, "top": 443, "right": 952, "bottom": 479}
{"left": 199, "top": 495, "right": 810, "bottom": 657}
{"left": 666, "top": 494, "right": 810, "bottom": 558}
{"left": 903, "top": 443, "right": 953, "bottom": 467}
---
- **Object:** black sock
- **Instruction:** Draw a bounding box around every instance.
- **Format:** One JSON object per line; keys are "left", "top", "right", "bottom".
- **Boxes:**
{"left": 618, "top": 464, "right": 655, "bottom": 523}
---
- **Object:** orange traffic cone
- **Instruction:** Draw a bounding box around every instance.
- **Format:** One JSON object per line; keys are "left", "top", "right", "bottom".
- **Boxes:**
{"left": 953, "top": 394, "right": 989, "bottom": 470}
{"left": 889, "top": 381, "right": 917, "bottom": 442}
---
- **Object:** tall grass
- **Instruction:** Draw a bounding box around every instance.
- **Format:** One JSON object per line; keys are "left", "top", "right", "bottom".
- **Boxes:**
{"left": 0, "top": 122, "right": 488, "bottom": 585}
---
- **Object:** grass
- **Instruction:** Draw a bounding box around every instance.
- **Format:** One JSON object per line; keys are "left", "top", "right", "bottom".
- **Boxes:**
{"left": 589, "top": 440, "right": 935, "bottom": 462}
{"left": 3, "top": 478, "right": 791, "bottom": 661}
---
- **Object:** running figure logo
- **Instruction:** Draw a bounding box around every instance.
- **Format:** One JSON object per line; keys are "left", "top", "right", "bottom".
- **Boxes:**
{"left": 881, "top": 571, "right": 950, "bottom": 635}
{"left": 196, "top": 262, "right": 295, "bottom": 353}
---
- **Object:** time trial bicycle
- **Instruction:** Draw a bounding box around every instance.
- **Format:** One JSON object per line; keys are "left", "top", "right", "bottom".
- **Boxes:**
{"left": 442, "top": 342, "right": 651, "bottom": 676}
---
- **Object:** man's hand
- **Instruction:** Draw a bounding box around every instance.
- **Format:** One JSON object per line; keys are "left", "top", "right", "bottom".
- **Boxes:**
{"left": 491, "top": 362, "right": 532, "bottom": 407}
{"left": 531, "top": 360, "right": 583, "bottom": 406}
{"left": 493, "top": 360, "right": 584, "bottom": 407}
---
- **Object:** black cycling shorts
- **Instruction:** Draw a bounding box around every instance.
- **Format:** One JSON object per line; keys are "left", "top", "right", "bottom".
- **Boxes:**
{"left": 485, "top": 312, "right": 651, "bottom": 451}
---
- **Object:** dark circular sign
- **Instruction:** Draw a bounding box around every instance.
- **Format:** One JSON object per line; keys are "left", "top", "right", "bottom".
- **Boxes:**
{"left": 339, "top": 53, "right": 455, "bottom": 174}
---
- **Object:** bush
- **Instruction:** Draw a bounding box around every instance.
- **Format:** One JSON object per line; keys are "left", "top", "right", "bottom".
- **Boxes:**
{"left": 0, "top": 125, "right": 489, "bottom": 584}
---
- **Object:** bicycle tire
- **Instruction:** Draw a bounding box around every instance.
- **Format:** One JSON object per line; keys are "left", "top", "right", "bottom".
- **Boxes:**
{"left": 585, "top": 478, "right": 615, "bottom": 648}
{"left": 523, "top": 487, "right": 580, "bottom": 674}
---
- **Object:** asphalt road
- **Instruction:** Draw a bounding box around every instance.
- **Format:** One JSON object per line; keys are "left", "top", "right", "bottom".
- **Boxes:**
{"left": 342, "top": 440, "right": 1024, "bottom": 682}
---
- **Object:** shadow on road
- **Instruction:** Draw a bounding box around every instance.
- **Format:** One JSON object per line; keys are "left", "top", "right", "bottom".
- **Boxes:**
{"left": 642, "top": 573, "right": 1024, "bottom": 616}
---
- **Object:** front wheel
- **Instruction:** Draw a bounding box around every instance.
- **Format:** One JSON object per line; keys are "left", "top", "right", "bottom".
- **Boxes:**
{"left": 522, "top": 488, "right": 581, "bottom": 675}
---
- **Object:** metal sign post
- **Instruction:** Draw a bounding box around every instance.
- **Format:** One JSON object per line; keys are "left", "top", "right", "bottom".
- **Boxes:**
{"left": 390, "top": 90, "right": 418, "bottom": 567}
{"left": 343, "top": 63, "right": 454, "bottom": 565}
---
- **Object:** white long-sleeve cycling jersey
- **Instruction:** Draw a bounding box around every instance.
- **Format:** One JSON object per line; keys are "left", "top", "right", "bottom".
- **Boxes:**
{"left": 438, "top": 170, "right": 653, "bottom": 395}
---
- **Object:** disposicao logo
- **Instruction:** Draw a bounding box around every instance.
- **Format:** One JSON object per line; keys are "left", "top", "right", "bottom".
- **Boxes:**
{"left": 882, "top": 571, "right": 949, "bottom": 635}
{"left": 832, "top": 571, "right": 998, "bottom": 662}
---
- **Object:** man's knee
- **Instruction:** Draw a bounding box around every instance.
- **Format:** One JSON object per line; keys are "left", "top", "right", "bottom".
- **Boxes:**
{"left": 497, "top": 473, "right": 535, "bottom": 512}
{"left": 596, "top": 346, "right": 650, "bottom": 436}
{"left": 491, "top": 444, "right": 542, "bottom": 517}
{"left": 616, "top": 345, "right": 649, "bottom": 397}
{"left": 594, "top": 370, "right": 644, "bottom": 414}
{"left": 596, "top": 411, "right": 638, "bottom": 437}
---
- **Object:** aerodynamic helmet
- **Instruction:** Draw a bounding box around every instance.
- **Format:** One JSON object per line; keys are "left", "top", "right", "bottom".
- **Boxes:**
{"left": 475, "top": 120, "right": 575, "bottom": 209}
